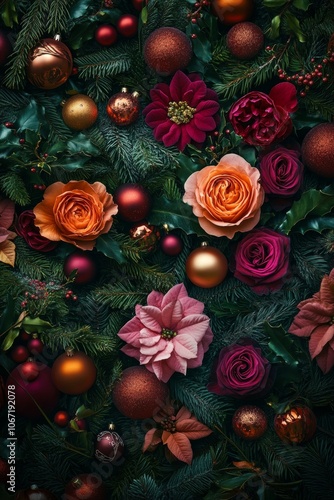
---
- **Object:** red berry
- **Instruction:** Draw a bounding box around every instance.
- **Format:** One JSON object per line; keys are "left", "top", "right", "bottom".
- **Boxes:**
{"left": 191, "top": 34, "right": 197, "bottom": 39}
{"left": 4, "top": 121, "right": 14, "bottom": 128}
{"left": 71, "top": 67, "right": 78, "bottom": 75}
{"left": 191, "top": 18, "right": 197, "bottom": 23}
{"left": 43, "top": 153, "right": 48, "bottom": 158}
{"left": 30, "top": 167, "right": 36, "bottom": 173}
{"left": 300, "top": 91, "right": 306, "bottom": 97}
{"left": 19, "top": 138, "right": 25, "bottom": 144}
{"left": 210, "top": 145, "right": 215, "bottom": 151}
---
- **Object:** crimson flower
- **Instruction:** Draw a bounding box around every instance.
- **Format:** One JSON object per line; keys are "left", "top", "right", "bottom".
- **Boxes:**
{"left": 143, "top": 70, "right": 219, "bottom": 151}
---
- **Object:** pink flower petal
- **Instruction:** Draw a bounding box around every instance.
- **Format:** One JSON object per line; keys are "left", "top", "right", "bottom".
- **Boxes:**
{"left": 175, "top": 406, "right": 192, "bottom": 421}
{"left": 139, "top": 306, "right": 163, "bottom": 332}
{"left": 179, "top": 295, "right": 204, "bottom": 315}
{"left": 176, "top": 418, "right": 212, "bottom": 439}
{"left": 269, "top": 83, "right": 298, "bottom": 113}
{"left": 177, "top": 314, "right": 211, "bottom": 342}
{"left": 120, "top": 345, "right": 140, "bottom": 360}
{"left": 173, "top": 336, "right": 198, "bottom": 359}
{"left": 147, "top": 290, "right": 164, "bottom": 308}
{"left": 309, "top": 325, "right": 334, "bottom": 358}
{"left": 162, "top": 283, "right": 187, "bottom": 306}
{"left": 314, "top": 344, "right": 334, "bottom": 374}
{"left": 187, "top": 341, "right": 204, "bottom": 368}
{"left": 161, "top": 300, "right": 183, "bottom": 330}
{"left": 165, "top": 433, "right": 193, "bottom": 464}
{"left": 143, "top": 428, "right": 162, "bottom": 452}
{"left": 167, "top": 353, "right": 188, "bottom": 375}
{"left": 152, "top": 342, "right": 174, "bottom": 362}
{"left": 140, "top": 338, "right": 167, "bottom": 355}
{"left": 139, "top": 332, "right": 162, "bottom": 347}
{"left": 0, "top": 199, "right": 15, "bottom": 229}
{"left": 319, "top": 274, "right": 334, "bottom": 304}
{"left": 118, "top": 316, "right": 142, "bottom": 347}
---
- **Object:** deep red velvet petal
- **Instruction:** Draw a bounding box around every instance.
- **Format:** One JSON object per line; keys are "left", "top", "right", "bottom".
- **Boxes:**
{"left": 269, "top": 83, "right": 298, "bottom": 113}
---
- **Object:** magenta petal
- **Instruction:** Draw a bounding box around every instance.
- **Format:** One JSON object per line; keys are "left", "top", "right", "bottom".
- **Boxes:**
{"left": 178, "top": 127, "right": 192, "bottom": 151}
{"left": 0, "top": 228, "right": 10, "bottom": 243}
{"left": 169, "top": 71, "right": 192, "bottom": 101}
{"left": 162, "top": 300, "right": 183, "bottom": 330}
{"left": 309, "top": 325, "right": 334, "bottom": 358}
{"left": 196, "top": 100, "right": 220, "bottom": 116}
{"left": 269, "top": 83, "right": 298, "bottom": 113}
{"left": 193, "top": 114, "right": 216, "bottom": 131}
{"left": 163, "top": 123, "right": 181, "bottom": 147}
{"left": 186, "top": 81, "right": 207, "bottom": 106}
{"left": 150, "top": 87, "right": 171, "bottom": 105}
{"left": 186, "top": 122, "right": 206, "bottom": 143}
{"left": 145, "top": 109, "right": 168, "bottom": 128}
{"left": 155, "top": 121, "right": 172, "bottom": 141}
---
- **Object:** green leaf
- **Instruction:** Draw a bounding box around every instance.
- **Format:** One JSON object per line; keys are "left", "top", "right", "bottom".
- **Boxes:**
{"left": 292, "top": 0, "right": 311, "bottom": 10}
{"left": 285, "top": 11, "right": 306, "bottom": 42}
{"left": 149, "top": 198, "right": 206, "bottom": 236}
{"left": 0, "top": 295, "right": 16, "bottom": 335}
{"left": 96, "top": 233, "right": 127, "bottom": 263}
{"left": 1, "top": 328, "right": 20, "bottom": 351}
{"left": 75, "top": 405, "right": 95, "bottom": 419}
{"left": 176, "top": 153, "right": 201, "bottom": 184}
{"left": 22, "top": 316, "right": 52, "bottom": 333}
{"left": 270, "top": 15, "right": 281, "bottom": 39}
{"left": 216, "top": 473, "right": 256, "bottom": 490}
{"left": 70, "top": 0, "right": 91, "bottom": 18}
{"left": 263, "top": 0, "right": 287, "bottom": 6}
{"left": 0, "top": 126, "right": 21, "bottom": 157}
{"left": 1, "top": 0, "right": 18, "bottom": 27}
{"left": 56, "top": 156, "right": 91, "bottom": 171}
{"left": 68, "top": 19, "right": 96, "bottom": 50}
{"left": 16, "top": 101, "right": 44, "bottom": 133}
{"left": 295, "top": 215, "right": 334, "bottom": 234}
{"left": 66, "top": 134, "right": 100, "bottom": 155}
{"left": 192, "top": 33, "right": 212, "bottom": 64}
{"left": 263, "top": 322, "right": 300, "bottom": 366}
{"left": 239, "top": 146, "right": 257, "bottom": 166}
{"left": 141, "top": 6, "right": 148, "bottom": 23}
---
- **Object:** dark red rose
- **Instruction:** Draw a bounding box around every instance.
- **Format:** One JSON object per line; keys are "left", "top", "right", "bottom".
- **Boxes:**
{"left": 16, "top": 210, "right": 58, "bottom": 252}
{"left": 260, "top": 147, "right": 304, "bottom": 197}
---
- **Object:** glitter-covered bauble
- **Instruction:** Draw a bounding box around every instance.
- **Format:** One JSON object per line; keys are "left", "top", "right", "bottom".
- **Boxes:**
{"left": 132, "top": 0, "right": 144, "bottom": 10}
{"left": 116, "top": 14, "right": 138, "bottom": 38}
{"left": 129, "top": 221, "right": 160, "bottom": 252}
{"left": 95, "top": 424, "right": 124, "bottom": 463}
{"left": 106, "top": 87, "right": 140, "bottom": 126}
{"left": 112, "top": 366, "right": 169, "bottom": 419}
{"left": 227, "top": 22, "right": 264, "bottom": 59}
{"left": 211, "top": 0, "right": 254, "bottom": 25}
{"left": 51, "top": 349, "right": 97, "bottom": 395}
{"left": 64, "top": 474, "right": 106, "bottom": 500}
{"left": 232, "top": 406, "right": 268, "bottom": 440}
{"left": 160, "top": 233, "right": 183, "bottom": 256}
{"left": 95, "top": 24, "right": 118, "bottom": 46}
{"left": 27, "top": 35, "right": 73, "bottom": 89}
{"left": 15, "top": 484, "right": 57, "bottom": 500}
{"left": 185, "top": 243, "right": 228, "bottom": 288}
{"left": 301, "top": 123, "right": 334, "bottom": 178}
{"left": 114, "top": 183, "right": 151, "bottom": 222}
{"left": 0, "top": 30, "right": 12, "bottom": 65}
{"left": 274, "top": 406, "right": 317, "bottom": 444}
{"left": 62, "top": 94, "right": 99, "bottom": 130}
{"left": 143, "top": 27, "right": 192, "bottom": 76}
{"left": 64, "top": 250, "right": 97, "bottom": 284}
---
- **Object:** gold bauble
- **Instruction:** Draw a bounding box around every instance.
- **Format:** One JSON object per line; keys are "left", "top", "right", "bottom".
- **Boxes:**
{"left": 62, "top": 94, "right": 99, "bottom": 130}
{"left": 185, "top": 244, "right": 228, "bottom": 288}
{"left": 51, "top": 349, "right": 96, "bottom": 395}
{"left": 27, "top": 35, "right": 73, "bottom": 89}
{"left": 106, "top": 87, "right": 140, "bottom": 126}
{"left": 211, "top": 0, "right": 254, "bottom": 25}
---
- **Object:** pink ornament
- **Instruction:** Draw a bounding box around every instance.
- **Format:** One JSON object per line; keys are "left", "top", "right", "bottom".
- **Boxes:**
{"left": 64, "top": 251, "right": 97, "bottom": 284}
{"left": 27, "top": 337, "right": 44, "bottom": 355}
{"left": 161, "top": 234, "right": 183, "bottom": 256}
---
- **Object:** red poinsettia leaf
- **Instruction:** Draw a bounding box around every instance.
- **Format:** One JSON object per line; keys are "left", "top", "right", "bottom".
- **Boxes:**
{"left": 314, "top": 344, "right": 334, "bottom": 374}
{"left": 269, "top": 83, "right": 298, "bottom": 113}
{"left": 176, "top": 418, "right": 212, "bottom": 440}
{"left": 319, "top": 274, "right": 334, "bottom": 304}
{"left": 0, "top": 199, "right": 15, "bottom": 230}
{"left": 143, "top": 428, "right": 162, "bottom": 452}
{"left": 309, "top": 325, "right": 334, "bottom": 359}
{"left": 165, "top": 433, "right": 193, "bottom": 464}
{"left": 175, "top": 406, "right": 192, "bottom": 421}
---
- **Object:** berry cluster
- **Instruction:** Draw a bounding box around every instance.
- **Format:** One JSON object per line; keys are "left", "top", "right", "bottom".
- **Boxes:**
{"left": 188, "top": 0, "right": 211, "bottom": 26}
{"left": 65, "top": 289, "right": 78, "bottom": 302}
{"left": 21, "top": 281, "right": 49, "bottom": 309}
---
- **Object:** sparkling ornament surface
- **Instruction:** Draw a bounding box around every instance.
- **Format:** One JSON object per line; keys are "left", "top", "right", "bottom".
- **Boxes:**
{"left": 274, "top": 406, "right": 317, "bottom": 444}
{"left": 129, "top": 222, "right": 160, "bottom": 252}
{"left": 161, "top": 233, "right": 183, "bottom": 256}
{"left": 11, "top": 345, "right": 29, "bottom": 363}
{"left": 186, "top": 245, "right": 228, "bottom": 288}
{"left": 143, "top": 27, "right": 192, "bottom": 76}
{"left": 106, "top": 88, "right": 140, "bottom": 126}
{"left": 64, "top": 251, "right": 97, "bottom": 284}
{"left": 232, "top": 405, "right": 268, "bottom": 440}
{"left": 62, "top": 94, "right": 99, "bottom": 130}
{"left": 227, "top": 22, "right": 264, "bottom": 59}
{"left": 27, "top": 37, "right": 73, "bottom": 89}
{"left": 112, "top": 366, "right": 169, "bottom": 419}
{"left": 0, "top": 30, "right": 12, "bottom": 65}
{"left": 301, "top": 123, "right": 334, "bottom": 178}
{"left": 15, "top": 484, "right": 57, "bottom": 500}
{"left": 95, "top": 24, "right": 118, "bottom": 46}
{"left": 211, "top": 0, "right": 254, "bottom": 25}
{"left": 95, "top": 429, "right": 124, "bottom": 463}
{"left": 114, "top": 183, "right": 151, "bottom": 222}
{"left": 116, "top": 14, "right": 138, "bottom": 38}
{"left": 54, "top": 410, "right": 70, "bottom": 427}
{"left": 64, "top": 474, "right": 106, "bottom": 500}
{"left": 51, "top": 350, "right": 97, "bottom": 395}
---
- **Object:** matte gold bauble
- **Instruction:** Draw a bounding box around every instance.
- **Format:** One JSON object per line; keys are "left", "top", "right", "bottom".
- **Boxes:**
{"left": 51, "top": 349, "right": 97, "bottom": 395}
{"left": 62, "top": 94, "right": 98, "bottom": 130}
{"left": 185, "top": 243, "right": 228, "bottom": 288}
{"left": 301, "top": 123, "right": 334, "bottom": 178}
{"left": 27, "top": 35, "right": 73, "bottom": 89}
{"left": 211, "top": 0, "right": 254, "bottom": 25}
{"left": 232, "top": 405, "right": 268, "bottom": 440}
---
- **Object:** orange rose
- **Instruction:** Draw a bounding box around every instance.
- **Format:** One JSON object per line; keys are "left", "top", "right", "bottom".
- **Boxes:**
{"left": 33, "top": 181, "right": 118, "bottom": 250}
{"left": 183, "top": 154, "right": 265, "bottom": 238}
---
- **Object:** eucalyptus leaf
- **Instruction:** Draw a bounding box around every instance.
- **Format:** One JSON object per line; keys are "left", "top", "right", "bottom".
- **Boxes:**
{"left": 96, "top": 233, "right": 127, "bottom": 263}
{"left": 292, "top": 0, "right": 311, "bottom": 10}
{"left": 149, "top": 198, "right": 206, "bottom": 236}
{"left": 22, "top": 316, "right": 52, "bottom": 333}
{"left": 285, "top": 11, "right": 306, "bottom": 42}
{"left": 263, "top": 322, "right": 300, "bottom": 366}
{"left": 1, "top": 328, "right": 20, "bottom": 351}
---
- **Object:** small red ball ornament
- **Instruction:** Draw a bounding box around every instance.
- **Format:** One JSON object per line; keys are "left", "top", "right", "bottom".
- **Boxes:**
{"left": 227, "top": 22, "right": 264, "bottom": 59}
{"left": 114, "top": 183, "right": 151, "bottom": 222}
{"left": 274, "top": 406, "right": 317, "bottom": 444}
{"left": 27, "top": 335, "right": 44, "bottom": 355}
{"left": 11, "top": 345, "right": 29, "bottom": 363}
{"left": 52, "top": 349, "right": 97, "bottom": 395}
{"left": 106, "top": 87, "right": 140, "bottom": 126}
{"left": 54, "top": 410, "right": 70, "bottom": 427}
{"left": 0, "top": 30, "right": 12, "bottom": 65}
{"left": 132, "top": 0, "right": 144, "bottom": 11}
{"left": 64, "top": 474, "right": 106, "bottom": 500}
{"left": 161, "top": 233, "right": 183, "bottom": 256}
{"left": 301, "top": 123, "right": 334, "bottom": 178}
{"left": 186, "top": 243, "right": 228, "bottom": 288}
{"left": 19, "top": 359, "right": 40, "bottom": 382}
{"left": 116, "top": 14, "right": 138, "bottom": 38}
{"left": 64, "top": 251, "right": 97, "bottom": 284}
{"left": 15, "top": 484, "right": 57, "bottom": 500}
{"left": 0, "top": 458, "right": 10, "bottom": 484}
{"left": 95, "top": 424, "right": 124, "bottom": 463}
{"left": 211, "top": 0, "right": 254, "bottom": 25}
{"left": 95, "top": 24, "right": 118, "bottom": 46}
{"left": 129, "top": 221, "right": 160, "bottom": 252}
{"left": 232, "top": 406, "right": 268, "bottom": 440}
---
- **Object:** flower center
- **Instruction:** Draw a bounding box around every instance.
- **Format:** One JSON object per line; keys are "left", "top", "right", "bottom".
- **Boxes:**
{"left": 167, "top": 101, "right": 196, "bottom": 124}
{"left": 160, "top": 416, "right": 176, "bottom": 433}
{"left": 161, "top": 327, "right": 177, "bottom": 340}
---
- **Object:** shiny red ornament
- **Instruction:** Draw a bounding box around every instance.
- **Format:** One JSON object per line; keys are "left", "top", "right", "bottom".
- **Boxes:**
{"left": 95, "top": 24, "right": 118, "bottom": 46}
{"left": 0, "top": 30, "right": 12, "bottom": 65}
{"left": 274, "top": 406, "right": 317, "bottom": 444}
{"left": 132, "top": 0, "right": 145, "bottom": 11}
{"left": 64, "top": 251, "right": 97, "bottom": 284}
{"left": 95, "top": 425, "right": 124, "bottom": 463}
{"left": 106, "top": 87, "right": 140, "bottom": 126}
{"left": 19, "top": 359, "right": 40, "bottom": 382}
{"left": 64, "top": 474, "right": 106, "bottom": 500}
{"left": 0, "top": 458, "right": 10, "bottom": 484}
{"left": 116, "top": 14, "right": 138, "bottom": 37}
{"left": 54, "top": 410, "right": 70, "bottom": 427}
{"left": 11, "top": 345, "right": 29, "bottom": 363}
{"left": 211, "top": 0, "right": 254, "bottom": 25}
{"left": 232, "top": 406, "right": 268, "bottom": 440}
{"left": 15, "top": 484, "right": 57, "bottom": 500}
{"left": 161, "top": 233, "right": 183, "bottom": 256}
{"left": 129, "top": 222, "right": 160, "bottom": 251}
{"left": 20, "top": 330, "right": 31, "bottom": 341}
{"left": 114, "top": 183, "right": 151, "bottom": 222}
{"left": 6, "top": 363, "right": 60, "bottom": 419}
{"left": 27, "top": 335, "right": 44, "bottom": 355}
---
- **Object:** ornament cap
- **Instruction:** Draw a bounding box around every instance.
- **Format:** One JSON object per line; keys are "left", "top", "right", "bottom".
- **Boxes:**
{"left": 200, "top": 241, "right": 209, "bottom": 247}
{"left": 132, "top": 91, "right": 140, "bottom": 98}
{"left": 108, "top": 423, "right": 116, "bottom": 431}
{"left": 54, "top": 34, "right": 61, "bottom": 41}
{"left": 72, "top": 478, "right": 83, "bottom": 489}
{"left": 163, "top": 223, "right": 169, "bottom": 232}
{"left": 65, "top": 348, "right": 74, "bottom": 357}
{"left": 31, "top": 485, "right": 39, "bottom": 490}
{"left": 32, "top": 333, "right": 38, "bottom": 339}
{"left": 121, "top": 87, "right": 128, "bottom": 93}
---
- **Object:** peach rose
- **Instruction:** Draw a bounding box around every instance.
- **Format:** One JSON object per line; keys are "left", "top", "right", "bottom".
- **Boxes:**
{"left": 183, "top": 154, "right": 265, "bottom": 238}
{"left": 33, "top": 180, "right": 118, "bottom": 250}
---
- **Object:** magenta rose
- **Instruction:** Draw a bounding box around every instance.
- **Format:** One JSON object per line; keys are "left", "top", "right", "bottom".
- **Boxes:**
{"left": 260, "top": 147, "right": 304, "bottom": 197}
{"left": 229, "top": 83, "right": 298, "bottom": 147}
{"left": 16, "top": 210, "right": 58, "bottom": 252}
{"left": 232, "top": 228, "right": 290, "bottom": 294}
{"left": 207, "top": 340, "right": 274, "bottom": 398}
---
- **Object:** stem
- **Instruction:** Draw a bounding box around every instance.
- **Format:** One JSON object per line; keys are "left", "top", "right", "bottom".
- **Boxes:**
{"left": 214, "top": 425, "right": 250, "bottom": 462}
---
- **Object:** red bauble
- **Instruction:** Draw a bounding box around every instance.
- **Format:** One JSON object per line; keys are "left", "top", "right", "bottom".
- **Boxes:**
{"left": 0, "top": 458, "right": 10, "bottom": 484}
{"left": 95, "top": 426, "right": 124, "bottom": 463}
{"left": 20, "top": 330, "right": 31, "bottom": 341}
{"left": 0, "top": 30, "right": 12, "bottom": 65}
{"left": 132, "top": 0, "right": 144, "bottom": 11}
{"left": 112, "top": 366, "right": 169, "bottom": 419}
{"left": 51, "top": 350, "right": 97, "bottom": 395}
{"left": 95, "top": 24, "right": 118, "bottom": 46}
{"left": 274, "top": 406, "right": 317, "bottom": 444}
{"left": 11, "top": 345, "right": 29, "bottom": 363}
{"left": 64, "top": 474, "right": 106, "bottom": 500}
{"left": 161, "top": 233, "right": 183, "bottom": 256}
{"left": 106, "top": 88, "right": 140, "bottom": 126}
{"left": 232, "top": 406, "right": 268, "bottom": 440}
{"left": 129, "top": 221, "right": 160, "bottom": 252}
{"left": 19, "top": 359, "right": 40, "bottom": 382}
{"left": 15, "top": 485, "right": 57, "bottom": 500}
{"left": 301, "top": 123, "right": 334, "bottom": 178}
{"left": 116, "top": 14, "right": 138, "bottom": 38}
{"left": 64, "top": 251, "right": 97, "bottom": 284}
{"left": 27, "top": 336, "right": 44, "bottom": 355}
{"left": 211, "top": 0, "right": 254, "bottom": 25}
{"left": 6, "top": 363, "right": 60, "bottom": 419}
{"left": 144, "top": 27, "right": 192, "bottom": 76}
{"left": 54, "top": 410, "right": 70, "bottom": 427}
{"left": 226, "top": 22, "right": 264, "bottom": 59}
{"left": 114, "top": 183, "right": 151, "bottom": 222}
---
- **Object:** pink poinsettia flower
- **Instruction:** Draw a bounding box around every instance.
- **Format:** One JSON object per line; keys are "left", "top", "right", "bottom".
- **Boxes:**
{"left": 143, "top": 70, "right": 220, "bottom": 151}
{"left": 118, "top": 283, "right": 213, "bottom": 382}
{"left": 143, "top": 400, "right": 212, "bottom": 464}
{"left": 289, "top": 269, "right": 334, "bottom": 374}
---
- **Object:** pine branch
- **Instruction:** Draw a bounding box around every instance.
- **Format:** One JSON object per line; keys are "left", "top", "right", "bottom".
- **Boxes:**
{"left": 74, "top": 42, "right": 134, "bottom": 80}
{"left": 95, "top": 283, "right": 147, "bottom": 310}
{"left": 127, "top": 475, "right": 162, "bottom": 500}
{"left": 0, "top": 172, "right": 30, "bottom": 205}
{"left": 46, "top": 0, "right": 72, "bottom": 34}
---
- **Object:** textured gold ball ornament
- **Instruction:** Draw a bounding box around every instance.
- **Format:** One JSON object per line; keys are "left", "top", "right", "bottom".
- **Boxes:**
{"left": 62, "top": 94, "right": 98, "bottom": 130}
{"left": 51, "top": 349, "right": 97, "bottom": 395}
{"left": 301, "top": 123, "right": 334, "bottom": 178}
{"left": 27, "top": 34, "right": 73, "bottom": 89}
{"left": 211, "top": 0, "right": 254, "bottom": 25}
{"left": 227, "top": 22, "right": 264, "bottom": 59}
{"left": 232, "top": 405, "right": 268, "bottom": 440}
{"left": 106, "top": 88, "right": 140, "bottom": 126}
{"left": 185, "top": 242, "right": 228, "bottom": 288}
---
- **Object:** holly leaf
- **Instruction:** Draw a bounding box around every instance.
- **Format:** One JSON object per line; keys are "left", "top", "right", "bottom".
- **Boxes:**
{"left": 149, "top": 198, "right": 206, "bottom": 236}
{"left": 285, "top": 11, "right": 306, "bottom": 42}
{"left": 293, "top": 0, "right": 311, "bottom": 10}
{"left": 191, "top": 33, "right": 212, "bottom": 64}
{"left": 66, "top": 134, "right": 100, "bottom": 155}
{"left": 16, "top": 100, "right": 44, "bottom": 133}
{"left": 176, "top": 153, "right": 201, "bottom": 184}
{"left": 96, "top": 233, "right": 127, "bottom": 263}
{"left": 263, "top": 322, "right": 300, "bottom": 366}
{"left": 164, "top": 433, "right": 193, "bottom": 464}
{"left": 22, "top": 316, "right": 52, "bottom": 333}
{"left": 0, "top": 239, "right": 16, "bottom": 267}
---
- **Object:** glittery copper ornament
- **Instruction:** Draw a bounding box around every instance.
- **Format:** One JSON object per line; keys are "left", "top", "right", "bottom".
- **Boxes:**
{"left": 301, "top": 123, "right": 334, "bottom": 178}
{"left": 185, "top": 243, "right": 228, "bottom": 288}
{"left": 64, "top": 474, "right": 106, "bottom": 500}
{"left": 27, "top": 35, "right": 73, "bottom": 89}
{"left": 112, "top": 366, "right": 169, "bottom": 419}
{"left": 232, "top": 405, "right": 268, "bottom": 440}
{"left": 95, "top": 424, "right": 124, "bottom": 463}
{"left": 227, "top": 22, "right": 264, "bottom": 59}
{"left": 106, "top": 87, "right": 139, "bottom": 126}
{"left": 51, "top": 349, "right": 97, "bottom": 395}
{"left": 274, "top": 406, "right": 317, "bottom": 444}
{"left": 144, "top": 27, "right": 192, "bottom": 76}
{"left": 129, "top": 221, "right": 160, "bottom": 252}
{"left": 62, "top": 94, "right": 98, "bottom": 130}
{"left": 211, "top": 0, "right": 254, "bottom": 25}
